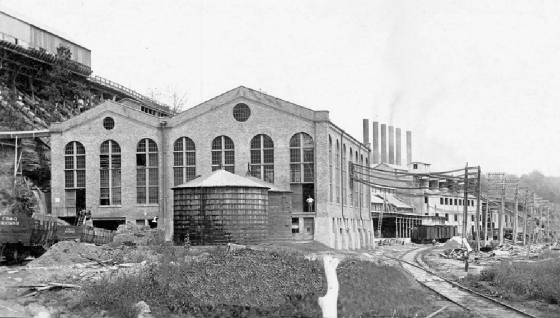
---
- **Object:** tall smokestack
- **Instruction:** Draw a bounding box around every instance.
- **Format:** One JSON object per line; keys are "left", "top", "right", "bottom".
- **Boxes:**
{"left": 388, "top": 126, "right": 395, "bottom": 164}
{"left": 372, "top": 122, "right": 379, "bottom": 164}
{"left": 362, "top": 119, "right": 370, "bottom": 148}
{"left": 406, "top": 130, "right": 412, "bottom": 164}
{"left": 396, "top": 128, "right": 402, "bottom": 166}
{"left": 380, "top": 124, "right": 387, "bottom": 163}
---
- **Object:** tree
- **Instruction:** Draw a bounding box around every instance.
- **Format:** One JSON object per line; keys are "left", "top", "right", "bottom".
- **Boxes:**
{"left": 147, "top": 86, "right": 188, "bottom": 114}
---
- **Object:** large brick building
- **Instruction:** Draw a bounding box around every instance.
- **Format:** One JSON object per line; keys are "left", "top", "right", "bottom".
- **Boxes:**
{"left": 49, "top": 86, "right": 374, "bottom": 249}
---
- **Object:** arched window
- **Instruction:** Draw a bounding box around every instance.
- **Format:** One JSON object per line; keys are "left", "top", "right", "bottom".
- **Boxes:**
{"left": 329, "top": 136, "right": 333, "bottom": 202}
{"left": 137, "top": 138, "right": 158, "bottom": 204}
{"left": 65, "top": 141, "right": 85, "bottom": 189}
{"left": 289, "top": 132, "right": 314, "bottom": 183}
{"left": 211, "top": 136, "right": 234, "bottom": 173}
{"left": 173, "top": 137, "right": 196, "bottom": 185}
{"left": 342, "top": 144, "right": 346, "bottom": 205}
{"left": 335, "top": 140, "right": 340, "bottom": 203}
{"left": 100, "top": 140, "right": 121, "bottom": 206}
{"left": 349, "top": 147, "right": 353, "bottom": 206}
{"left": 250, "top": 134, "right": 274, "bottom": 183}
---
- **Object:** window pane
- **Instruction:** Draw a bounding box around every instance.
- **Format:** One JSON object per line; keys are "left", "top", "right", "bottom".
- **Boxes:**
{"left": 148, "top": 140, "right": 157, "bottom": 152}
{"left": 263, "top": 149, "right": 274, "bottom": 164}
{"left": 76, "top": 170, "right": 85, "bottom": 188}
{"left": 290, "top": 149, "right": 300, "bottom": 163}
{"left": 137, "top": 154, "right": 146, "bottom": 167}
{"left": 304, "top": 164, "right": 314, "bottom": 182}
{"left": 100, "top": 141, "right": 110, "bottom": 154}
{"left": 303, "top": 149, "right": 314, "bottom": 162}
{"left": 111, "top": 141, "right": 121, "bottom": 153}
{"left": 186, "top": 167, "right": 196, "bottom": 180}
{"left": 148, "top": 153, "right": 158, "bottom": 166}
{"left": 185, "top": 152, "right": 195, "bottom": 166}
{"left": 173, "top": 152, "right": 183, "bottom": 166}
{"left": 224, "top": 150, "right": 234, "bottom": 165}
{"left": 302, "top": 134, "right": 313, "bottom": 147}
{"left": 76, "top": 155, "right": 85, "bottom": 169}
{"left": 100, "top": 170, "right": 109, "bottom": 187}
{"left": 65, "top": 143, "right": 74, "bottom": 155}
{"left": 112, "top": 187, "right": 121, "bottom": 205}
{"left": 173, "top": 138, "right": 183, "bottom": 151}
{"left": 137, "top": 186, "right": 146, "bottom": 204}
{"left": 137, "top": 168, "right": 146, "bottom": 186}
{"left": 149, "top": 168, "right": 158, "bottom": 186}
{"left": 137, "top": 139, "right": 146, "bottom": 152}
{"left": 225, "top": 165, "right": 234, "bottom": 173}
{"left": 185, "top": 138, "right": 195, "bottom": 151}
{"left": 250, "top": 150, "right": 261, "bottom": 164}
{"left": 173, "top": 167, "right": 183, "bottom": 186}
{"left": 264, "top": 165, "right": 274, "bottom": 183}
{"left": 212, "top": 137, "right": 222, "bottom": 149}
{"left": 289, "top": 135, "right": 300, "bottom": 147}
{"left": 223, "top": 137, "right": 234, "bottom": 149}
{"left": 250, "top": 136, "right": 261, "bottom": 149}
{"left": 250, "top": 165, "right": 261, "bottom": 178}
{"left": 148, "top": 187, "right": 158, "bottom": 204}
{"left": 262, "top": 135, "right": 273, "bottom": 148}
{"left": 65, "top": 171, "right": 74, "bottom": 188}
{"left": 65, "top": 156, "right": 74, "bottom": 170}
{"left": 112, "top": 169, "right": 121, "bottom": 187}
{"left": 112, "top": 155, "right": 121, "bottom": 168}
{"left": 290, "top": 164, "right": 301, "bottom": 182}
{"left": 211, "top": 151, "right": 221, "bottom": 165}
{"left": 100, "top": 155, "right": 109, "bottom": 169}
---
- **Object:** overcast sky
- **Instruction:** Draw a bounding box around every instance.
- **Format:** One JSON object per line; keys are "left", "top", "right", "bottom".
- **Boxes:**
{"left": 2, "top": 0, "right": 559, "bottom": 176}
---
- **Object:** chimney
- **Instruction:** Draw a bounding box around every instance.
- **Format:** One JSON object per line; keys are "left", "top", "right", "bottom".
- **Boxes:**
{"left": 372, "top": 122, "right": 379, "bottom": 164}
{"left": 380, "top": 124, "right": 387, "bottom": 163}
{"left": 362, "top": 119, "right": 370, "bottom": 148}
{"left": 406, "top": 130, "right": 412, "bottom": 164}
{"left": 396, "top": 127, "right": 402, "bottom": 166}
{"left": 388, "top": 126, "right": 395, "bottom": 164}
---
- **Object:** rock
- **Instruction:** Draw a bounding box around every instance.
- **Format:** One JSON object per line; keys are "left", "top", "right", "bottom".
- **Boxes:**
{"left": 133, "top": 301, "right": 152, "bottom": 318}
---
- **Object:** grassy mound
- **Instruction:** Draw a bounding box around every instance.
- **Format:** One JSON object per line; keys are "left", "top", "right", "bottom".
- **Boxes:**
{"left": 473, "top": 259, "right": 560, "bottom": 304}
{"left": 77, "top": 248, "right": 471, "bottom": 318}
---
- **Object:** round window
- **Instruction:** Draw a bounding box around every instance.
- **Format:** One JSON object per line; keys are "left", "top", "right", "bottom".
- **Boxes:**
{"left": 232, "top": 103, "right": 251, "bottom": 122}
{"left": 103, "top": 117, "right": 115, "bottom": 130}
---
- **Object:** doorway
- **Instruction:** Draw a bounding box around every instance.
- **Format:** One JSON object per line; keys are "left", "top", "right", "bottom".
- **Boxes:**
{"left": 302, "top": 184, "right": 315, "bottom": 212}
{"left": 76, "top": 189, "right": 86, "bottom": 212}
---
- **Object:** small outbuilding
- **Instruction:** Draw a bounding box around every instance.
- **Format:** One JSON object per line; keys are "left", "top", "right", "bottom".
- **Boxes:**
{"left": 172, "top": 169, "right": 270, "bottom": 245}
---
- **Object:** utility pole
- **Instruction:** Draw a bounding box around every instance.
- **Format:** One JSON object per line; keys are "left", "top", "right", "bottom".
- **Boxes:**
{"left": 475, "top": 166, "right": 481, "bottom": 251}
{"left": 513, "top": 185, "right": 519, "bottom": 245}
{"left": 462, "top": 164, "right": 469, "bottom": 241}
{"left": 522, "top": 191, "right": 528, "bottom": 246}
{"left": 547, "top": 206, "right": 550, "bottom": 243}
{"left": 499, "top": 181, "right": 505, "bottom": 245}
{"left": 483, "top": 198, "right": 488, "bottom": 246}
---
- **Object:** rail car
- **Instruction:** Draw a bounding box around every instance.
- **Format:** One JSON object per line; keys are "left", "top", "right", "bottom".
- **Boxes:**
{"left": 411, "top": 225, "right": 457, "bottom": 243}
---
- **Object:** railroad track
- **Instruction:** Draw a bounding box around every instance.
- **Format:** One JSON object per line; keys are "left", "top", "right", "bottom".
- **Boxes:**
{"left": 386, "top": 247, "right": 539, "bottom": 318}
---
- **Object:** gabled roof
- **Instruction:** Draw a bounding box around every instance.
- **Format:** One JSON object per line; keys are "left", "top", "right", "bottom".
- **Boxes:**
{"left": 173, "top": 169, "right": 270, "bottom": 189}
{"left": 169, "top": 86, "right": 329, "bottom": 126}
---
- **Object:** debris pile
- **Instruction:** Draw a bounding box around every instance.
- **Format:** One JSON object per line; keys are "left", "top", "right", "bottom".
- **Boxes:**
{"left": 27, "top": 241, "right": 118, "bottom": 267}
{"left": 440, "top": 248, "right": 469, "bottom": 260}
{"left": 112, "top": 222, "right": 162, "bottom": 246}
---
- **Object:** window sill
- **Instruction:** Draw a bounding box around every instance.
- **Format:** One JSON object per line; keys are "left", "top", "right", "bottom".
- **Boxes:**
{"left": 137, "top": 204, "right": 160, "bottom": 207}
{"left": 99, "top": 205, "right": 122, "bottom": 208}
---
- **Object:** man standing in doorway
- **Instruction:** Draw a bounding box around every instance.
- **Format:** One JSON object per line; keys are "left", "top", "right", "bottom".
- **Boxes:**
{"left": 306, "top": 196, "right": 315, "bottom": 212}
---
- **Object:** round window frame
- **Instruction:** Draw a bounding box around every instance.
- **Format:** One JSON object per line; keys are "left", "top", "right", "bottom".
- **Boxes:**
{"left": 103, "top": 117, "right": 115, "bottom": 130}
{"left": 232, "top": 103, "right": 251, "bottom": 122}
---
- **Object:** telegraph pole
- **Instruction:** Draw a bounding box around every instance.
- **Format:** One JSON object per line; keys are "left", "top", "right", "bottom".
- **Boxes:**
{"left": 499, "top": 181, "right": 505, "bottom": 245}
{"left": 547, "top": 206, "right": 550, "bottom": 242}
{"left": 483, "top": 198, "right": 488, "bottom": 247}
{"left": 513, "top": 185, "right": 519, "bottom": 244}
{"left": 523, "top": 191, "right": 528, "bottom": 246}
{"left": 462, "top": 164, "right": 469, "bottom": 240}
{"left": 475, "top": 166, "right": 481, "bottom": 251}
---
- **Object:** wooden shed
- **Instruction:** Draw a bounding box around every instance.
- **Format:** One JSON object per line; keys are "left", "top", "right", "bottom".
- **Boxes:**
{"left": 172, "top": 169, "right": 270, "bottom": 245}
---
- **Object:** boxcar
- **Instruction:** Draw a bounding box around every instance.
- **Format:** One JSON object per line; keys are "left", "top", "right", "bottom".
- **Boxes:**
{"left": 411, "top": 225, "right": 457, "bottom": 243}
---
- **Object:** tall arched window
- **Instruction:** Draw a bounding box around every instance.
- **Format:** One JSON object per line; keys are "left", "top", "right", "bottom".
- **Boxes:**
{"left": 211, "top": 136, "right": 234, "bottom": 173}
{"left": 349, "top": 147, "right": 353, "bottom": 206}
{"left": 173, "top": 137, "right": 196, "bottom": 185}
{"left": 137, "top": 138, "right": 158, "bottom": 204}
{"left": 360, "top": 154, "right": 364, "bottom": 208}
{"left": 335, "top": 140, "right": 340, "bottom": 203}
{"left": 250, "top": 134, "right": 274, "bottom": 183}
{"left": 329, "top": 136, "right": 333, "bottom": 202}
{"left": 289, "top": 132, "right": 314, "bottom": 183}
{"left": 100, "top": 140, "right": 121, "bottom": 206}
{"left": 342, "top": 144, "right": 347, "bottom": 205}
{"left": 65, "top": 141, "right": 85, "bottom": 189}
{"left": 65, "top": 141, "right": 86, "bottom": 214}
